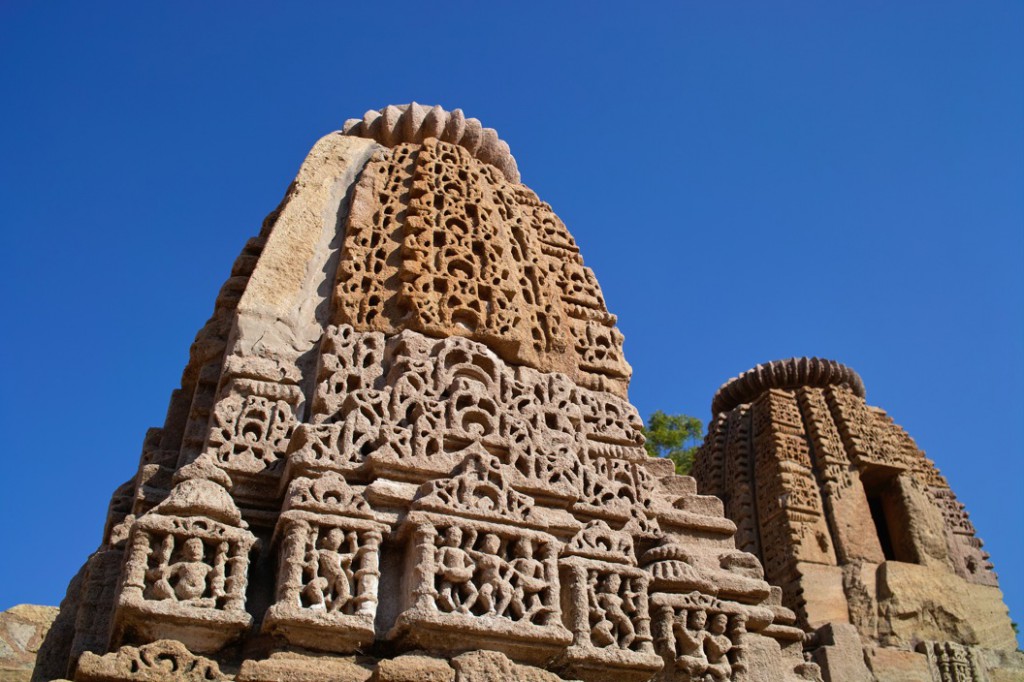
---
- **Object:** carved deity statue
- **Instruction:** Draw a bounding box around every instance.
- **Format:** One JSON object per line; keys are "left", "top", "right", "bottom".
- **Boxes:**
{"left": 302, "top": 528, "right": 358, "bottom": 613}
{"left": 590, "top": 573, "right": 637, "bottom": 649}
{"left": 435, "top": 527, "right": 478, "bottom": 614}
{"left": 147, "top": 537, "right": 218, "bottom": 607}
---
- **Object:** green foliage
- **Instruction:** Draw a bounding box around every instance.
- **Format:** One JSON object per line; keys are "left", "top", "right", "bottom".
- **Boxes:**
{"left": 641, "top": 410, "right": 704, "bottom": 476}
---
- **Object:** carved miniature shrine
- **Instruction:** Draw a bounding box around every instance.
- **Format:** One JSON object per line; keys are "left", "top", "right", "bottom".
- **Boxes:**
{"left": 32, "top": 106, "right": 1021, "bottom": 682}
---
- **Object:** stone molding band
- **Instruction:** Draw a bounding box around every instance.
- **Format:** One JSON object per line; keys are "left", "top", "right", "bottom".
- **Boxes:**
{"left": 711, "top": 357, "right": 865, "bottom": 415}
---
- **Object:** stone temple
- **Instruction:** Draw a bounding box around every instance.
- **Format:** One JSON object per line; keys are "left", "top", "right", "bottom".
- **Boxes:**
{"left": 24, "top": 105, "right": 1021, "bottom": 682}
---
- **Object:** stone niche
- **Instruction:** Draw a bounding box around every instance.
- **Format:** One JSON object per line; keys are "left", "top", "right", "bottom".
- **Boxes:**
{"left": 111, "top": 465, "right": 256, "bottom": 654}
{"left": 261, "top": 472, "right": 387, "bottom": 652}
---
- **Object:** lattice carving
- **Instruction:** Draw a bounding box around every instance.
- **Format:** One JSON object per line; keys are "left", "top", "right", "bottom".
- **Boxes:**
{"left": 413, "top": 450, "right": 535, "bottom": 523}
{"left": 203, "top": 378, "right": 301, "bottom": 500}
{"left": 332, "top": 137, "right": 630, "bottom": 396}
{"left": 114, "top": 474, "right": 255, "bottom": 653}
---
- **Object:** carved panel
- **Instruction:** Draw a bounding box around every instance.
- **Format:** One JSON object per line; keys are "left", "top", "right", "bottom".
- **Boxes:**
{"left": 262, "top": 474, "right": 387, "bottom": 652}
{"left": 392, "top": 515, "right": 571, "bottom": 664}
{"left": 558, "top": 556, "right": 662, "bottom": 682}
{"left": 332, "top": 138, "right": 630, "bottom": 396}
{"left": 114, "top": 478, "right": 255, "bottom": 654}
{"left": 650, "top": 592, "right": 774, "bottom": 682}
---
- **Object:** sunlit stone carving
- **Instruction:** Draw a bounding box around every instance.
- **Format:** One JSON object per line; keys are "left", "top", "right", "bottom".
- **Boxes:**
{"left": 32, "top": 107, "right": 1021, "bottom": 682}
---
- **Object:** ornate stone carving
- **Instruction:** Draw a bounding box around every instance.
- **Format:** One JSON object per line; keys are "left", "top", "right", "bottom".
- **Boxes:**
{"left": 391, "top": 514, "right": 572, "bottom": 664}
{"left": 263, "top": 473, "right": 387, "bottom": 652}
{"left": 694, "top": 357, "right": 1015, "bottom": 657}
{"left": 917, "top": 641, "right": 987, "bottom": 682}
{"left": 711, "top": 357, "right": 865, "bottom": 417}
{"left": 75, "top": 640, "right": 229, "bottom": 681}
{"left": 332, "top": 135, "right": 631, "bottom": 396}
{"left": 557, "top": 524, "right": 661, "bottom": 681}
{"left": 112, "top": 464, "right": 255, "bottom": 653}
{"left": 651, "top": 592, "right": 773, "bottom": 682}
{"left": 40, "top": 109, "right": 1021, "bottom": 682}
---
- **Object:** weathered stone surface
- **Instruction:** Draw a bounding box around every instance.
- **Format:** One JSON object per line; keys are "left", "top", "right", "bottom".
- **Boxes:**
{"left": 877, "top": 562, "right": 1017, "bottom": 650}
{"left": 236, "top": 652, "right": 373, "bottom": 682}
{"left": 864, "top": 646, "right": 933, "bottom": 682}
{"left": 449, "top": 651, "right": 571, "bottom": 682}
{"left": 0, "top": 605, "right": 58, "bottom": 682}
{"left": 75, "top": 640, "right": 229, "bottom": 681}
{"left": 809, "top": 623, "right": 871, "bottom": 682}
{"left": 372, "top": 655, "right": 454, "bottom": 682}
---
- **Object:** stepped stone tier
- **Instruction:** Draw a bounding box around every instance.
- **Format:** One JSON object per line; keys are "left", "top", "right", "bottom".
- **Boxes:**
{"left": 693, "top": 358, "right": 1023, "bottom": 681}
{"left": 34, "top": 104, "right": 818, "bottom": 682}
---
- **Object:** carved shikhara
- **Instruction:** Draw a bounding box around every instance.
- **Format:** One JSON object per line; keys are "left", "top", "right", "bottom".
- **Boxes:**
{"left": 333, "top": 135, "right": 631, "bottom": 397}
{"left": 693, "top": 358, "right": 1019, "bottom": 669}
{"left": 35, "top": 109, "right": 1021, "bottom": 682}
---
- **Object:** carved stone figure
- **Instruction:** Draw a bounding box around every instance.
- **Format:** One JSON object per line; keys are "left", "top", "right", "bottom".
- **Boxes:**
{"left": 509, "top": 538, "right": 548, "bottom": 621}
{"left": 591, "top": 573, "right": 637, "bottom": 649}
{"left": 436, "top": 527, "right": 477, "bottom": 614}
{"left": 147, "top": 537, "right": 215, "bottom": 606}
{"left": 302, "top": 528, "right": 357, "bottom": 612}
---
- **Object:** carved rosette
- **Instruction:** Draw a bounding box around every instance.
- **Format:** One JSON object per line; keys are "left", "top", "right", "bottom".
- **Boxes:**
{"left": 113, "top": 470, "right": 256, "bottom": 653}
{"left": 262, "top": 473, "right": 387, "bottom": 652}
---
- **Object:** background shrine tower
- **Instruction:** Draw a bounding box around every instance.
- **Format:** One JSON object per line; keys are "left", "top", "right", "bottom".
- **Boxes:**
{"left": 693, "top": 358, "right": 1021, "bottom": 679}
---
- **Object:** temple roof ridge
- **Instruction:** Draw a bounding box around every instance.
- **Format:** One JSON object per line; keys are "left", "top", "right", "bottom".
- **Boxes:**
{"left": 342, "top": 102, "right": 520, "bottom": 183}
{"left": 711, "top": 356, "right": 865, "bottom": 415}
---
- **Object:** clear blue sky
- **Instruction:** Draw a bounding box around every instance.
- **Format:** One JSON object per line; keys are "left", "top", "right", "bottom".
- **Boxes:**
{"left": 2, "top": 2, "right": 1021, "bottom": 644}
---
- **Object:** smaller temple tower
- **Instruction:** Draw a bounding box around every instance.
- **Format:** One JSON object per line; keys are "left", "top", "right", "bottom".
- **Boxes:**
{"left": 693, "top": 357, "right": 1022, "bottom": 681}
